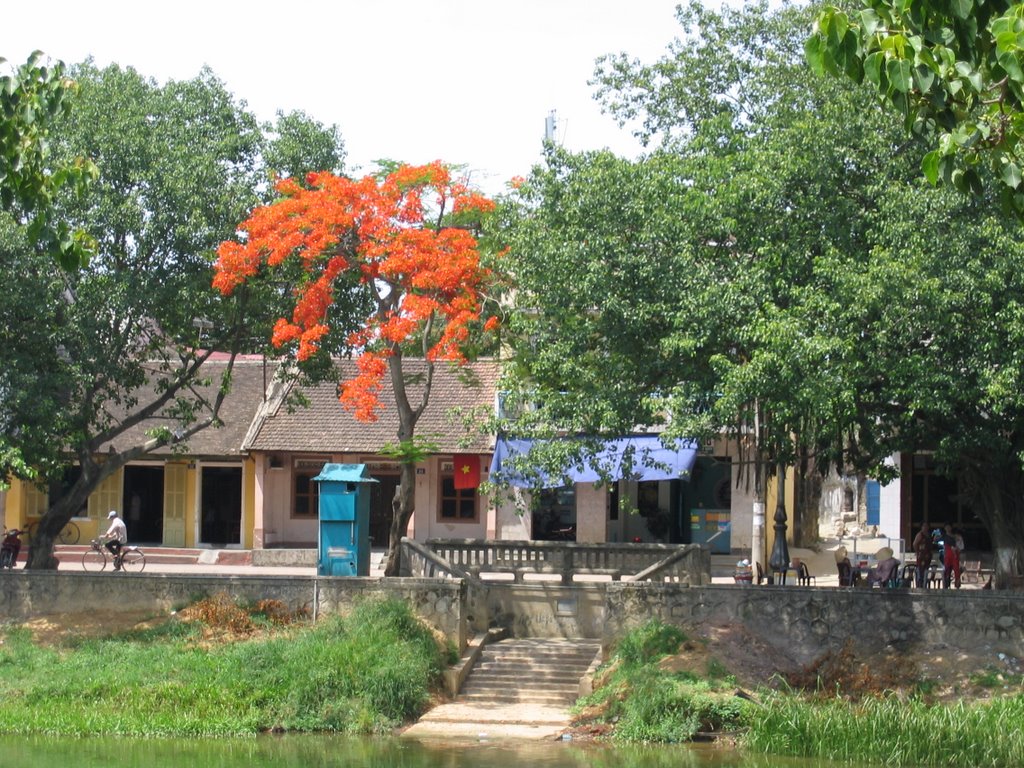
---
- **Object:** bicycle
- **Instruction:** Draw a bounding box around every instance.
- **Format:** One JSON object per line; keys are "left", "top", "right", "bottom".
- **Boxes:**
{"left": 81, "top": 538, "right": 146, "bottom": 573}
{"left": 25, "top": 519, "right": 81, "bottom": 545}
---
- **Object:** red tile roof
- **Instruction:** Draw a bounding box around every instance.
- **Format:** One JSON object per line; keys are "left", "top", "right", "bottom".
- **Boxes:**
{"left": 247, "top": 358, "right": 501, "bottom": 454}
{"left": 99, "top": 358, "right": 271, "bottom": 458}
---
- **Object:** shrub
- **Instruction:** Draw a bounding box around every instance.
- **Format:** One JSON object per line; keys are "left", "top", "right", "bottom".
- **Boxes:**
{"left": 615, "top": 620, "right": 686, "bottom": 666}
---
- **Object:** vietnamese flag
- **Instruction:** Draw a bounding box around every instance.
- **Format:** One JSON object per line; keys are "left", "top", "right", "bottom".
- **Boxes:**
{"left": 453, "top": 454, "right": 481, "bottom": 489}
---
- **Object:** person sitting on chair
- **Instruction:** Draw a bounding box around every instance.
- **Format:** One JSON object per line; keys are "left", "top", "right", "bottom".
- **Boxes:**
{"left": 867, "top": 547, "right": 901, "bottom": 587}
{"left": 835, "top": 546, "right": 860, "bottom": 586}
{"left": 101, "top": 510, "right": 128, "bottom": 570}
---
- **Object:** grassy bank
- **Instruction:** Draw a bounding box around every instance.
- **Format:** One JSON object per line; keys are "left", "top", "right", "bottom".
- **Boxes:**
{"left": 745, "top": 695, "right": 1024, "bottom": 766}
{"left": 0, "top": 596, "right": 447, "bottom": 737}
{"left": 577, "top": 619, "right": 1024, "bottom": 767}
{"left": 573, "top": 620, "right": 749, "bottom": 742}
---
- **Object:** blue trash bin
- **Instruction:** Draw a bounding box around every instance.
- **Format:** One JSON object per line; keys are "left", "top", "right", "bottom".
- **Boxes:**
{"left": 313, "top": 463, "right": 377, "bottom": 576}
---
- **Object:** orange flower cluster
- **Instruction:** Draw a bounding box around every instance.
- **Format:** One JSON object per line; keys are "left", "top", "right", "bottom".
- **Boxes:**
{"left": 214, "top": 162, "right": 500, "bottom": 421}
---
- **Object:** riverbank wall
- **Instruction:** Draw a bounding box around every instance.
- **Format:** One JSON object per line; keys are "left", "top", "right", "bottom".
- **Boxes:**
{"left": 604, "top": 582, "right": 1024, "bottom": 661}
{"left": 0, "top": 572, "right": 467, "bottom": 649}
{"left": 2, "top": 572, "right": 1022, "bottom": 659}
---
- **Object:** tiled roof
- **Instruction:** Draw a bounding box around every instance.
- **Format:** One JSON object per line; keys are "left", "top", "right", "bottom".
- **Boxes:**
{"left": 248, "top": 358, "right": 501, "bottom": 454}
{"left": 100, "top": 358, "right": 270, "bottom": 458}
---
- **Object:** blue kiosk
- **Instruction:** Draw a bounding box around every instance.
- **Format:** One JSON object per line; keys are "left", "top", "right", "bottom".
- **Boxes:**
{"left": 313, "top": 463, "right": 377, "bottom": 576}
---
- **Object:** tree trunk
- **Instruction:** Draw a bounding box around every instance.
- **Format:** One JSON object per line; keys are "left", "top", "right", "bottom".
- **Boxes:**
{"left": 26, "top": 484, "right": 92, "bottom": 570}
{"left": 793, "top": 445, "right": 822, "bottom": 547}
{"left": 960, "top": 460, "right": 1024, "bottom": 589}
{"left": 383, "top": 462, "right": 417, "bottom": 576}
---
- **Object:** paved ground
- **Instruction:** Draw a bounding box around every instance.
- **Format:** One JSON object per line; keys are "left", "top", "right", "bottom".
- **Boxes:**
{"left": 402, "top": 701, "right": 575, "bottom": 741}
{"left": 53, "top": 558, "right": 322, "bottom": 577}
{"left": 46, "top": 547, "right": 986, "bottom": 589}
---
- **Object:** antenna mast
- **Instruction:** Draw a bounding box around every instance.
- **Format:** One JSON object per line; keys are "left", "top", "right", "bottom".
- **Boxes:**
{"left": 544, "top": 110, "right": 557, "bottom": 143}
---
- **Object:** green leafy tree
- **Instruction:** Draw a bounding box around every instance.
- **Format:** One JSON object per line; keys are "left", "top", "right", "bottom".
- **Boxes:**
{"left": 263, "top": 109, "right": 345, "bottom": 182}
{"left": 501, "top": 0, "right": 916, "bottom": 538}
{"left": 1, "top": 61, "right": 344, "bottom": 568}
{"left": 500, "top": 0, "right": 1024, "bottom": 584}
{"left": 807, "top": 0, "right": 1024, "bottom": 208}
{"left": 0, "top": 52, "right": 96, "bottom": 268}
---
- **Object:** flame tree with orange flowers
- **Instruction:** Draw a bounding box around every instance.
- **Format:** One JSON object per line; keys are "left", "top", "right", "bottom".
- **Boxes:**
{"left": 215, "top": 162, "right": 500, "bottom": 575}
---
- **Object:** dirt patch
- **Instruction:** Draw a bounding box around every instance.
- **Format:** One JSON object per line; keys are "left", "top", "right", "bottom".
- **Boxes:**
{"left": 4, "top": 593, "right": 309, "bottom": 649}
{"left": 661, "top": 620, "right": 1024, "bottom": 703}
{"left": 12, "top": 610, "right": 164, "bottom": 646}
{"left": 682, "top": 622, "right": 805, "bottom": 690}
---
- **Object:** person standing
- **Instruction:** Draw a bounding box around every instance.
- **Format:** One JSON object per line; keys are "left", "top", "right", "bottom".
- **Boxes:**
{"left": 943, "top": 523, "right": 962, "bottom": 589}
{"left": 913, "top": 521, "right": 933, "bottom": 588}
{"left": 101, "top": 510, "right": 128, "bottom": 571}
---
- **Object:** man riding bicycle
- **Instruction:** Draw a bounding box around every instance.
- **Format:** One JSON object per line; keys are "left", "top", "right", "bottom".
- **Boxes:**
{"left": 101, "top": 510, "right": 128, "bottom": 571}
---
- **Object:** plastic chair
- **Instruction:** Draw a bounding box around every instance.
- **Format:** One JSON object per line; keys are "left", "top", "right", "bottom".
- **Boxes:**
{"left": 797, "top": 561, "right": 816, "bottom": 586}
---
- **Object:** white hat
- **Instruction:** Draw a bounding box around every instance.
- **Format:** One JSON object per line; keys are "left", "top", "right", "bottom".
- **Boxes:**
{"left": 108, "top": 510, "right": 118, "bottom": 518}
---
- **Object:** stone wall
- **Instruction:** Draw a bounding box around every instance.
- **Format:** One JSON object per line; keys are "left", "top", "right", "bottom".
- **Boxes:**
{"left": 0, "top": 572, "right": 464, "bottom": 649}
{"left": 4, "top": 571, "right": 1023, "bottom": 663}
{"left": 604, "top": 583, "right": 1024, "bottom": 661}
{"left": 480, "top": 584, "right": 606, "bottom": 639}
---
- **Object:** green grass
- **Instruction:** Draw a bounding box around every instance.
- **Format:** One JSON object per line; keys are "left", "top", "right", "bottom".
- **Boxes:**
{"left": 0, "top": 597, "right": 445, "bottom": 737}
{"left": 579, "top": 619, "right": 1024, "bottom": 766}
{"left": 574, "top": 620, "right": 748, "bottom": 743}
{"left": 743, "top": 693, "right": 1024, "bottom": 767}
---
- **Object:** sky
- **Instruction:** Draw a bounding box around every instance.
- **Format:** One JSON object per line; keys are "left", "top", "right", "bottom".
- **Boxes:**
{"left": 2, "top": 1, "right": 686, "bottom": 195}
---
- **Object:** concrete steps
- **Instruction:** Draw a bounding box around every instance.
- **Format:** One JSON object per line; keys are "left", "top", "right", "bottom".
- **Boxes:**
{"left": 404, "top": 637, "right": 602, "bottom": 740}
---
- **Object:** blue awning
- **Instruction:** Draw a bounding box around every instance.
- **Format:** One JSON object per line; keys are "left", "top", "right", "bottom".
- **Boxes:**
{"left": 489, "top": 435, "right": 699, "bottom": 489}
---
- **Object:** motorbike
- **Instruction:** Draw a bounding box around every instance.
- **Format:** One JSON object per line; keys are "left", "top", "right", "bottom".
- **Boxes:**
{"left": 0, "top": 528, "right": 24, "bottom": 568}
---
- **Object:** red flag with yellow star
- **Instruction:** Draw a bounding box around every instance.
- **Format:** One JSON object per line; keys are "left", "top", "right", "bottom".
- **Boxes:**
{"left": 453, "top": 454, "right": 481, "bottom": 489}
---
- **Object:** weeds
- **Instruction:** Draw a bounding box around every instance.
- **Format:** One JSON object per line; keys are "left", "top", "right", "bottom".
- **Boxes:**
{"left": 744, "top": 693, "right": 1024, "bottom": 767}
{"left": 574, "top": 619, "right": 748, "bottom": 743}
{"left": 0, "top": 596, "right": 445, "bottom": 737}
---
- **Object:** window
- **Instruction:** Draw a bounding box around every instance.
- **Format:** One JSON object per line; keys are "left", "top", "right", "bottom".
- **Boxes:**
{"left": 293, "top": 459, "right": 328, "bottom": 519}
{"left": 439, "top": 475, "right": 479, "bottom": 522}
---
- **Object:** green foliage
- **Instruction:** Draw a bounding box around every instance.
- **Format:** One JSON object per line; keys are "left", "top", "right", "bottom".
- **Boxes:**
{"left": 1, "top": 58, "right": 351, "bottom": 567}
{"left": 613, "top": 670, "right": 746, "bottom": 743}
{"left": 379, "top": 435, "right": 441, "bottom": 465}
{"left": 0, "top": 597, "right": 445, "bottom": 736}
{"left": 576, "top": 620, "right": 747, "bottom": 744}
{"left": 809, "top": 0, "right": 1024, "bottom": 210}
{"left": 498, "top": 0, "right": 1024, "bottom": 563}
{"left": 0, "top": 52, "right": 96, "bottom": 269}
{"left": 614, "top": 620, "right": 686, "bottom": 666}
{"left": 744, "top": 693, "right": 1024, "bottom": 766}
{"left": 263, "top": 109, "right": 345, "bottom": 184}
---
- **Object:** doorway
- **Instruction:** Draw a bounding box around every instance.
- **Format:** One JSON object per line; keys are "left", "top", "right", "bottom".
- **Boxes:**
{"left": 123, "top": 466, "right": 164, "bottom": 544}
{"left": 200, "top": 466, "right": 242, "bottom": 546}
{"left": 368, "top": 474, "right": 400, "bottom": 548}
{"left": 678, "top": 457, "right": 733, "bottom": 553}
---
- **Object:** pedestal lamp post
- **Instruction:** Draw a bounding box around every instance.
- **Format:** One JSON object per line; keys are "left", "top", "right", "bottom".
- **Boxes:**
{"left": 768, "top": 462, "right": 790, "bottom": 584}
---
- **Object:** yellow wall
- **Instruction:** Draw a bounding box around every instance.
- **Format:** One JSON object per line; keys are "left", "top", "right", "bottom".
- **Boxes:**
{"left": 6, "top": 458, "right": 256, "bottom": 550}
{"left": 4, "top": 474, "right": 109, "bottom": 543}
{"left": 242, "top": 457, "right": 255, "bottom": 549}
{"left": 4, "top": 482, "right": 25, "bottom": 530}
{"left": 185, "top": 463, "right": 198, "bottom": 548}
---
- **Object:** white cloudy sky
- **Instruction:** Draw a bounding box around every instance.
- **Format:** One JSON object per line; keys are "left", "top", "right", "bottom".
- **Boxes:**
{"left": 2, "top": 1, "right": 688, "bottom": 194}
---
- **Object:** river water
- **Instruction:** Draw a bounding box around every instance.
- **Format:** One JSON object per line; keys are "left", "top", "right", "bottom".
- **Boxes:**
{"left": 0, "top": 734, "right": 866, "bottom": 768}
